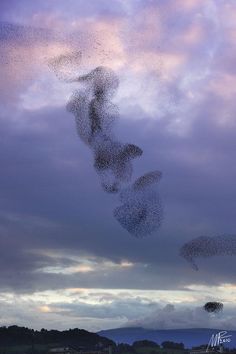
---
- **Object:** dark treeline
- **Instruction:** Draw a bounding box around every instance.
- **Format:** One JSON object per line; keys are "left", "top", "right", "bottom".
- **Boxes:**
{"left": 0, "top": 326, "right": 114, "bottom": 347}
{"left": 116, "top": 340, "right": 185, "bottom": 354}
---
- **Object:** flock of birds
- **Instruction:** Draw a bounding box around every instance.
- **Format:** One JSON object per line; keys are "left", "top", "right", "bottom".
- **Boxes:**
{"left": 49, "top": 55, "right": 163, "bottom": 238}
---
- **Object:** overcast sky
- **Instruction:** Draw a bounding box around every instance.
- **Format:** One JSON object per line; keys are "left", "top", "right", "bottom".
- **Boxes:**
{"left": 1, "top": 0, "right": 236, "bottom": 332}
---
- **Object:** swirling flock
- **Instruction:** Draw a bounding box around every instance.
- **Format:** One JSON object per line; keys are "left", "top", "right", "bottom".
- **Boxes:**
{"left": 49, "top": 54, "right": 163, "bottom": 238}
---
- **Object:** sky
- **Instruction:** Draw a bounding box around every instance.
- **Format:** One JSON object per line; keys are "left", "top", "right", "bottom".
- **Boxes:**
{"left": 1, "top": 0, "right": 236, "bottom": 332}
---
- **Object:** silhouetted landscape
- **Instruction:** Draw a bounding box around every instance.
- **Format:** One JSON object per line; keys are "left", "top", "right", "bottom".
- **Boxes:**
{"left": 0, "top": 326, "right": 236, "bottom": 354}
{"left": 0, "top": 326, "right": 113, "bottom": 354}
{"left": 99, "top": 327, "right": 236, "bottom": 349}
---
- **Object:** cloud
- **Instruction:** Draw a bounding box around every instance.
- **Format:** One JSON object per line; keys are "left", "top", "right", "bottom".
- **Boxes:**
{"left": 128, "top": 303, "right": 236, "bottom": 330}
{"left": 1, "top": 101, "right": 236, "bottom": 295}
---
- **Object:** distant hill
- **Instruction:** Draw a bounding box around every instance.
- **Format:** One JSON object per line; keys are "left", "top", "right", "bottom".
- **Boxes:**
{"left": 98, "top": 327, "right": 236, "bottom": 349}
{"left": 0, "top": 325, "right": 115, "bottom": 348}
